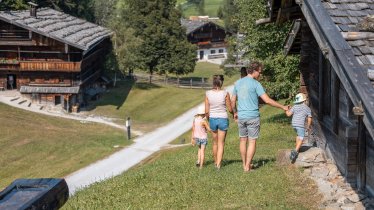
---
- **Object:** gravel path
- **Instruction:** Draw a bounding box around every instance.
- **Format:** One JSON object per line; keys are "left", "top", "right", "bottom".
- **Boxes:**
{"left": 0, "top": 86, "right": 233, "bottom": 195}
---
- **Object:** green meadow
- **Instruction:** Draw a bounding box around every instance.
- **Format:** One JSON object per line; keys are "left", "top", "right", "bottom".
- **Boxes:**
{"left": 64, "top": 103, "right": 321, "bottom": 209}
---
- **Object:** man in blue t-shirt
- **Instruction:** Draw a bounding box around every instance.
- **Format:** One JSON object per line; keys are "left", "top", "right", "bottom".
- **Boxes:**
{"left": 231, "top": 61, "right": 289, "bottom": 172}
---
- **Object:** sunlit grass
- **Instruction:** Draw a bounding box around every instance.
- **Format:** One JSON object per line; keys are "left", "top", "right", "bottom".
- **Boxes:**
{"left": 0, "top": 103, "right": 129, "bottom": 189}
{"left": 64, "top": 102, "right": 321, "bottom": 209}
{"left": 87, "top": 62, "right": 238, "bottom": 132}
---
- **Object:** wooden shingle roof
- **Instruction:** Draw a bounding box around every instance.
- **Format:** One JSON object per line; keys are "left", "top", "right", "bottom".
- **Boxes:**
{"left": 180, "top": 19, "right": 226, "bottom": 35}
{"left": 181, "top": 19, "right": 207, "bottom": 34}
{"left": 322, "top": 0, "right": 374, "bottom": 77}
{"left": 0, "top": 8, "right": 112, "bottom": 52}
{"left": 262, "top": 0, "right": 374, "bottom": 137}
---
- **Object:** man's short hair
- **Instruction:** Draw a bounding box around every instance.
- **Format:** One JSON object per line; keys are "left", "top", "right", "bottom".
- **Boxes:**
{"left": 246, "top": 61, "right": 263, "bottom": 74}
{"left": 240, "top": 67, "right": 247, "bottom": 78}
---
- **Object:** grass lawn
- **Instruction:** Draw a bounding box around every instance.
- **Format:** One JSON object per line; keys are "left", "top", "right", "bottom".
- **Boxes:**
{"left": 178, "top": 0, "right": 224, "bottom": 17}
{"left": 63, "top": 103, "right": 321, "bottom": 209}
{"left": 183, "top": 62, "right": 238, "bottom": 85}
{"left": 87, "top": 62, "right": 239, "bottom": 132}
{"left": 0, "top": 103, "right": 130, "bottom": 189}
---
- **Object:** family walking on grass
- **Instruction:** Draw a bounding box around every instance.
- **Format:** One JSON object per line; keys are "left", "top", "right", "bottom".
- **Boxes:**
{"left": 191, "top": 61, "right": 312, "bottom": 171}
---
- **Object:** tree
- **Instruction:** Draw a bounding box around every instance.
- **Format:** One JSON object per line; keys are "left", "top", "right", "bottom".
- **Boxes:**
{"left": 233, "top": 0, "right": 300, "bottom": 99}
{"left": 197, "top": 0, "right": 205, "bottom": 16}
{"left": 92, "top": 0, "right": 116, "bottom": 26}
{"left": 221, "top": 0, "right": 238, "bottom": 32}
{"left": 0, "top": 0, "right": 28, "bottom": 10}
{"left": 117, "top": 0, "right": 196, "bottom": 75}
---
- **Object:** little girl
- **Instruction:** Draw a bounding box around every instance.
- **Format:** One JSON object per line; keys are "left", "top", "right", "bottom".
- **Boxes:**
{"left": 191, "top": 105, "right": 211, "bottom": 169}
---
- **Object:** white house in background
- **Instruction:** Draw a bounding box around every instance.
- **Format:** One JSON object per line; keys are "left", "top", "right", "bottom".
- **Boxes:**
{"left": 181, "top": 18, "right": 232, "bottom": 61}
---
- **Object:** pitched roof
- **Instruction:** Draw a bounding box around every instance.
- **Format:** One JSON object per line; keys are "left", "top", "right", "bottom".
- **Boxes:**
{"left": 0, "top": 8, "right": 112, "bottom": 51}
{"left": 322, "top": 0, "right": 374, "bottom": 74}
{"left": 264, "top": 0, "right": 374, "bottom": 137}
{"left": 180, "top": 19, "right": 226, "bottom": 35}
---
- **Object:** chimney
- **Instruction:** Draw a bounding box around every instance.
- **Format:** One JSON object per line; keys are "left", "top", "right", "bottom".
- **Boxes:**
{"left": 28, "top": 2, "right": 38, "bottom": 18}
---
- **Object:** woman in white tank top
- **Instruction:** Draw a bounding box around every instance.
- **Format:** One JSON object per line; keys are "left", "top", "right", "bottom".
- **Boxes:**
{"left": 205, "top": 75, "right": 233, "bottom": 169}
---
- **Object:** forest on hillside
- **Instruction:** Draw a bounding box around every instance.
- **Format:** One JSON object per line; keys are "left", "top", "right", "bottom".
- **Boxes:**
{"left": 1, "top": 0, "right": 300, "bottom": 99}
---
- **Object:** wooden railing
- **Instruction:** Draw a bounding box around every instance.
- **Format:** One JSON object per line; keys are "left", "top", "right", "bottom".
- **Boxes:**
{"left": 0, "top": 63, "right": 19, "bottom": 70}
{"left": 19, "top": 61, "right": 81, "bottom": 72}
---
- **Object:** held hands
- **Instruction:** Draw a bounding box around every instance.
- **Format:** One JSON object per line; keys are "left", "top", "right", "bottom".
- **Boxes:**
{"left": 282, "top": 105, "right": 290, "bottom": 111}
{"left": 233, "top": 112, "right": 238, "bottom": 122}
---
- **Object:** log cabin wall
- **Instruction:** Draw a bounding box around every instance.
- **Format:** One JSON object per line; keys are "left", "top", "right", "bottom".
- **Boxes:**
{"left": 300, "top": 21, "right": 374, "bottom": 192}
{"left": 80, "top": 39, "right": 111, "bottom": 88}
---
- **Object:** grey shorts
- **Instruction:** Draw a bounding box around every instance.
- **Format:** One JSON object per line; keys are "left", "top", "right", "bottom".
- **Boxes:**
{"left": 238, "top": 117, "right": 260, "bottom": 139}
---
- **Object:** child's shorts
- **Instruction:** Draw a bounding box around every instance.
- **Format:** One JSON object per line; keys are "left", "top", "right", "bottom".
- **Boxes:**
{"left": 293, "top": 126, "right": 305, "bottom": 140}
{"left": 194, "top": 138, "right": 208, "bottom": 146}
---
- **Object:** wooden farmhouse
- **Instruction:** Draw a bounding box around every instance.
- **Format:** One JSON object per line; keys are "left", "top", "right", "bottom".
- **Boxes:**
{"left": 259, "top": 0, "right": 374, "bottom": 196}
{"left": 181, "top": 18, "right": 231, "bottom": 61}
{"left": 0, "top": 6, "right": 112, "bottom": 111}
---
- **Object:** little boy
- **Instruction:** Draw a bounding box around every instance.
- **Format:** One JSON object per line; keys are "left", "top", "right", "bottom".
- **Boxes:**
{"left": 286, "top": 93, "right": 312, "bottom": 162}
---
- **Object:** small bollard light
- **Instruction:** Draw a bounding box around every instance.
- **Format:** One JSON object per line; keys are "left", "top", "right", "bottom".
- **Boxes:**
{"left": 125, "top": 117, "right": 131, "bottom": 140}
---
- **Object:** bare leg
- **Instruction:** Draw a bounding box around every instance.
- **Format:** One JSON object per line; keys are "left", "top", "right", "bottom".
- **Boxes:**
{"left": 199, "top": 145, "right": 206, "bottom": 169}
{"left": 197, "top": 145, "right": 201, "bottom": 164}
{"left": 216, "top": 130, "right": 227, "bottom": 168}
{"left": 239, "top": 137, "right": 248, "bottom": 170}
{"left": 212, "top": 131, "right": 218, "bottom": 165}
{"left": 245, "top": 139, "right": 256, "bottom": 171}
{"left": 295, "top": 137, "right": 303, "bottom": 152}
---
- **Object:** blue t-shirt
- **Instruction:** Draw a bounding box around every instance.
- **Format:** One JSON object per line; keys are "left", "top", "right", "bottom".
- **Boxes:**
{"left": 233, "top": 77, "right": 266, "bottom": 120}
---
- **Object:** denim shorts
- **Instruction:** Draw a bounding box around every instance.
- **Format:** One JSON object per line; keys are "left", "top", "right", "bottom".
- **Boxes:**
{"left": 238, "top": 117, "right": 260, "bottom": 139}
{"left": 194, "top": 138, "right": 208, "bottom": 146}
{"left": 293, "top": 126, "right": 305, "bottom": 140}
{"left": 209, "top": 118, "right": 229, "bottom": 131}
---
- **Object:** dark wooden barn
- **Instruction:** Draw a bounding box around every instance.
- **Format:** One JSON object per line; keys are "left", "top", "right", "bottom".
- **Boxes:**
{"left": 260, "top": 0, "right": 374, "bottom": 196}
{"left": 181, "top": 18, "right": 231, "bottom": 61}
{"left": 0, "top": 5, "right": 112, "bottom": 111}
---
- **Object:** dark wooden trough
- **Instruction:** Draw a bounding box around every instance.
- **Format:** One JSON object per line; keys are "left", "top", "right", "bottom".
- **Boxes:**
{"left": 0, "top": 178, "right": 69, "bottom": 210}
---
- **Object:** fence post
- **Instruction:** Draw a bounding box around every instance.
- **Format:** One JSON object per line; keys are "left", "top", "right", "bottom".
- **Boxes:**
{"left": 165, "top": 75, "right": 167, "bottom": 85}
{"left": 190, "top": 78, "right": 192, "bottom": 89}
{"left": 201, "top": 77, "right": 204, "bottom": 88}
{"left": 177, "top": 77, "right": 180, "bottom": 87}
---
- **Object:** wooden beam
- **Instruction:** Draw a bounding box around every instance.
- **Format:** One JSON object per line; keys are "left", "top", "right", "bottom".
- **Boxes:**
{"left": 276, "top": 8, "right": 283, "bottom": 25}
{"left": 357, "top": 115, "right": 366, "bottom": 192}
{"left": 318, "top": 51, "right": 324, "bottom": 120}
{"left": 301, "top": 0, "right": 374, "bottom": 138}
{"left": 255, "top": 18, "right": 271, "bottom": 25}
{"left": 331, "top": 70, "right": 340, "bottom": 134}
{"left": 283, "top": 19, "right": 301, "bottom": 55}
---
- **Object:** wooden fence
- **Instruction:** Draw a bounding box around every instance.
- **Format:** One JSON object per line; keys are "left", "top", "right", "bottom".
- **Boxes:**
{"left": 132, "top": 73, "right": 212, "bottom": 89}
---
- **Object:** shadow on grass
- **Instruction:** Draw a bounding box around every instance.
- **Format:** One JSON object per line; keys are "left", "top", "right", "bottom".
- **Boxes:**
{"left": 81, "top": 80, "right": 163, "bottom": 112}
{"left": 252, "top": 157, "right": 276, "bottom": 169}
{"left": 135, "top": 82, "right": 161, "bottom": 90}
{"left": 82, "top": 79, "right": 135, "bottom": 111}
{"left": 204, "top": 158, "right": 275, "bottom": 170}
{"left": 262, "top": 113, "right": 290, "bottom": 124}
{"left": 167, "top": 76, "right": 209, "bottom": 82}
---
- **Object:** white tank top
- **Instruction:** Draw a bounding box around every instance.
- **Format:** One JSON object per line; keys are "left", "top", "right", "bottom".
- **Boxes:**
{"left": 206, "top": 90, "right": 228, "bottom": 118}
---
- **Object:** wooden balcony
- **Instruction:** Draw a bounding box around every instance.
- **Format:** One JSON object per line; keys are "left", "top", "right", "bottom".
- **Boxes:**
{"left": 0, "top": 62, "right": 19, "bottom": 70}
{"left": 0, "top": 60, "right": 81, "bottom": 72}
{"left": 19, "top": 61, "right": 81, "bottom": 72}
{"left": 197, "top": 41, "right": 227, "bottom": 49}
